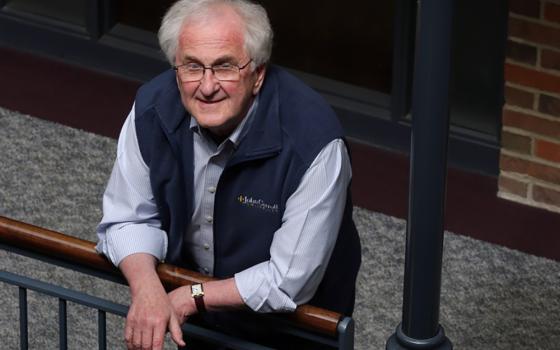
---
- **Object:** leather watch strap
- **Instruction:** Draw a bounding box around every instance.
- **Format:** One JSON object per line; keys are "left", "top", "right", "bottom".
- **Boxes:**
{"left": 191, "top": 283, "right": 206, "bottom": 313}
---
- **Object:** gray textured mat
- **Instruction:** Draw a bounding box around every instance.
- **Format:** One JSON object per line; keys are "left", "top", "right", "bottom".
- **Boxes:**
{"left": 1, "top": 107, "right": 559, "bottom": 349}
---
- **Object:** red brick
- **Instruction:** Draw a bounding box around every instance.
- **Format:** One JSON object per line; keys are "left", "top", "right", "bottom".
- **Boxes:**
{"left": 544, "top": 2, "right": 560, "bottom": 23}
{"left": 539, "top": 94, "right": 560, "bottom": 116}
{"left": 541, "top": 49, "right": 560, "bottom": 71}
{"left": 508, "top": 17, "right": 560, "bottom": 49}
{"left": 501, "top": 154, "right": 560, "bottom": 183}
{"left": 505, "top": 85, "right": 535, "bottom": 109}
{"left": 505, "top": 63, "right": 560, "bottom": 95}
{"left": 533, "top": 184, "right": 560, "bottom": 206}
{"left": 503, "top": 109, "right": 560, "bottom": 138}
{"left": 502, "top": 130, "right": 533, "bottom": 154}
{"left": 498, "top": 175, "right": 529, "bottom": 197}
{"left": 535, "top": 139, "right": 560, "bottom": 162}
{"left": 507, "top": 40, "right": 538, "bottom": 65}
{"left": 510, "top": 0, "right": 541, "bottom": 18}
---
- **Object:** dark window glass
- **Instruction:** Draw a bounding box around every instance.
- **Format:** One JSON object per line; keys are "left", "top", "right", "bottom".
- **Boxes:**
{"left": 257, "top": 0, "right": 394, "bottom": 93}
{"left": 117, "top": 0, "right": 175, "bottom": 33}
{"left": 4, "top": 0, "right": 86, "bottom": 26}
{"left": 449, "top": 0, "right": 506, "bottom": 137}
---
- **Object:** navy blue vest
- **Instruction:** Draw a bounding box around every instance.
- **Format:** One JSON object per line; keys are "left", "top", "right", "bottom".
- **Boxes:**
{"left": 134, "top": 66, "right": 361, "bottom": 317}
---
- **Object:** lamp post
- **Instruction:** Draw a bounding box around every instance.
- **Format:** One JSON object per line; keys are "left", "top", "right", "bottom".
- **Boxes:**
{"left": 386, "top": 0, "right": 454, "bottom": 349}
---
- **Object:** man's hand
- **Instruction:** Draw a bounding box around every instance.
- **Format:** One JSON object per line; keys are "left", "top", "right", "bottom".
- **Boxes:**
{"left": 168, "top": 286, "right": 197, "bottom": 324}
{"left": 120, "top": 253, "right": 186, "bottom": 350}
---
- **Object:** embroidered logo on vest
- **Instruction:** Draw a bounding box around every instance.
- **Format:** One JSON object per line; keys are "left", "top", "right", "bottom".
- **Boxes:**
{"left": 237, "top": 195, "right": 279, "bottom": 213}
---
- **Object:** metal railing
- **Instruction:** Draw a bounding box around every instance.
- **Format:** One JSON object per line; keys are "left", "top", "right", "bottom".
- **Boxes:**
{"left": 0, "top": 216, "right": 354, "bottom": 349}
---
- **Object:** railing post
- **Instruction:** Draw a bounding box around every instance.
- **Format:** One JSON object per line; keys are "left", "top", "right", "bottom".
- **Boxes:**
{"left": 337, "top": 317, "right": 354, "bottom": 350}
{"left": 59, "top": 299, "right": 68, "bottom": 350}
{"left": 18, "top": 287, "right": 28, "bottom": 350}
{"left": 386, "top": 0, "right": 454, "bottom": 349}
{"left": 98, "top": 309, "right": 107, "bottom": 350}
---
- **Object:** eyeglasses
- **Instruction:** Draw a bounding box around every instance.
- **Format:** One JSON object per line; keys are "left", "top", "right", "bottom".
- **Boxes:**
{"left": 173, "top": 59, "right": 253, "bottom": 82}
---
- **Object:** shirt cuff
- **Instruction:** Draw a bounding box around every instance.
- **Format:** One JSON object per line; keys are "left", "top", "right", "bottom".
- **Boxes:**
{"left": 97, "top": 224, "right": 167, "bottom": 267}
{"left": 234, "top": 262, "right": 297, "bottom": 313}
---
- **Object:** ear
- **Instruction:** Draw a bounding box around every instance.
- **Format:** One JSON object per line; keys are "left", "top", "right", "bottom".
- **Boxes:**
{"left": 252, "top": 65, "right": 267, "bottom": 95}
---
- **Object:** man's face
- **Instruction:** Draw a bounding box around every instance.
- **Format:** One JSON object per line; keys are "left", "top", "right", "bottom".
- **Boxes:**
{"left": 175, "top": 6, "right": 266, "bottom": 137}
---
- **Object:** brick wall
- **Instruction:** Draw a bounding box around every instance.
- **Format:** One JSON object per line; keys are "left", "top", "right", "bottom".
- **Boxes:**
{"left": 499, "top": 0, "right": 560, "bottom": 213}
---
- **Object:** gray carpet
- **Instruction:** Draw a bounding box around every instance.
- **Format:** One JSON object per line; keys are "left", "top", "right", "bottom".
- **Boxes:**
{"left": 1, "top": 106, "right": 559, "bottom": 349}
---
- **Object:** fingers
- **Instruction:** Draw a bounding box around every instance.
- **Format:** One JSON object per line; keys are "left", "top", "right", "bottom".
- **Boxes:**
{"left": 125, "top": 309, "right": 141, "bottom": 350}
{"left": 141, "top": 327, "right": 153, "bottom": 350}
{"left": 152, "top": 322, "right": 166, "bottom": 350}
{"left": 134, "top": 328, "right": 145, "bottom": 349}
{"left": 125, "top": 319, "right": 185, "bottom": 349}
{"left": 125, "top": 313, "right": 169, "bottom": 350}
{"left": 169, "top": 313, "right": 186, "bottom": 347}
{"left": 124, "top": 318, "right": 134, "bottom": 349}
{"left": 125, "top": 317, "right": 143, "bottom": 349}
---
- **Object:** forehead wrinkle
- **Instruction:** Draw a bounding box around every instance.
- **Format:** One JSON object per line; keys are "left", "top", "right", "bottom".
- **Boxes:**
{"left": 176, "top": 4, "right": 247, "bottom": 58}
{"left": 178, "top": 20, "right": 244, "bottom": 45}
{"left": 180, "top": 34, "right": 239, "bottom": 48}
{"left": 177, "top": 35, "right": 244, "bottom": 63}
{"left": 177, "top": 20, "right": 246, "bottom": 64}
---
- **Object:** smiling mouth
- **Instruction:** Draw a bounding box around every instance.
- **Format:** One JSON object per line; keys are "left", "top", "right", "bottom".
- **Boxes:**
{"left": 197, "top": 98, "right": 224, "bottom": 105}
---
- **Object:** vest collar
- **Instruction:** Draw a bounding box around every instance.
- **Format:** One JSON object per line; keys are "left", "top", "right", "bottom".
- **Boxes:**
{"left": 228, "top": 67, "right": 282, "bottom": 166}
{"left": 154, "top": 74, "right": 190, "bottom": 134}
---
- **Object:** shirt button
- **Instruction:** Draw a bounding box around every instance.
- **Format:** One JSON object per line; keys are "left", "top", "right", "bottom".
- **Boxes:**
{"left": 205, "top": 215, "right": 213, "bottom": 223}
{"left": 203, "top": 243, "right": 210, "bottom": 250}
{"left": 208, "top": 186, "right": 216, "bottom": 193}
{"left": 203, "top": 267, "right": 209, "bottom": 274}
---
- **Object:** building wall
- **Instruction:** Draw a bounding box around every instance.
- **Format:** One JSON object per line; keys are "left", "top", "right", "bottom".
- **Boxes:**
{"left": 499, "top": 0, "right": 560, "bottom": 213}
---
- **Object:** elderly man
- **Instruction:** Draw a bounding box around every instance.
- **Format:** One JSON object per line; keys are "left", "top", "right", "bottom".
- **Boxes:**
{"left": 97, "top": 0, "right": 361, "bottom": 349}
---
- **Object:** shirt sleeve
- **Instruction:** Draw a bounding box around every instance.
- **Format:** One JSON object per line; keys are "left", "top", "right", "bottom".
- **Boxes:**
{"left": 95, "top": 104, "right": 167, "bottom": 267}
{"left": 234, "top": 139, "right": 352, "bottom": 313}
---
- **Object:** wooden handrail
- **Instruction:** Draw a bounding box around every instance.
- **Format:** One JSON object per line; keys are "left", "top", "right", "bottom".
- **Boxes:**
{"left": 0, "top": 216, "right": 341, "bottom": 336}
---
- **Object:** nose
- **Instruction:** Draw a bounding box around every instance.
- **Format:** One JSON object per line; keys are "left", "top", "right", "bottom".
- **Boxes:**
{"left": 198, "top": 68, "right": 220, "bottom": 96}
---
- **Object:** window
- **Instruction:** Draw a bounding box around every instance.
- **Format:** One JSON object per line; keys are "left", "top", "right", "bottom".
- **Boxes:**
{"left": 257, "top": 0, "right": 394, "bottom": 93}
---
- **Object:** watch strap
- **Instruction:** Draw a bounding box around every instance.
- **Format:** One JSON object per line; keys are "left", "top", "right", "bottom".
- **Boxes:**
{"left": 191, "top": 283, "right": 206, "bottom": 313}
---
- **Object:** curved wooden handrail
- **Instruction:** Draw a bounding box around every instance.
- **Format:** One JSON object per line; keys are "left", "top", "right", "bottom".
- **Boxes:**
{"left": 0, "top": 216, "right": 341, "bottom": 336}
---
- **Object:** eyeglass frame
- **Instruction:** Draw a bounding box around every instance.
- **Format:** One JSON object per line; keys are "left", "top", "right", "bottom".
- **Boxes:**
{"left": 173, "top": 59, "right": 253, "bottom": 82}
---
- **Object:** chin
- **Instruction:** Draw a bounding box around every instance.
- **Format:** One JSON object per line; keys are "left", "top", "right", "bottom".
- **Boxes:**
{"left": 195, "top": 114, "right": 225, "bottom": 127}
{"left": 187, "top": 100, "right": 243, "bottom": 135}
{"left": 196, "top": 109, "right": 234, "bottom": 126}
{"left": 194, "top": 101, "right": 227, "bottom": 118}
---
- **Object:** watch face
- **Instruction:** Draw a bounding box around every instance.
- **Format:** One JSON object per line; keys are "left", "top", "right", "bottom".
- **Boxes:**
{"left": 191, "top": 284, "right": 204, "bottom": 297}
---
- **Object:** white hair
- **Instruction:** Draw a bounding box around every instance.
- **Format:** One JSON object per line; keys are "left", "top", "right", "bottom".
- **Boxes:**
{"left": 158, "top": 0, "right": 273, "bottom": 67}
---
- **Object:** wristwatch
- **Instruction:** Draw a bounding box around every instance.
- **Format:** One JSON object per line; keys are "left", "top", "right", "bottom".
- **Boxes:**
{"left": 191, "top": 283, "right": 206, "bottom": 313}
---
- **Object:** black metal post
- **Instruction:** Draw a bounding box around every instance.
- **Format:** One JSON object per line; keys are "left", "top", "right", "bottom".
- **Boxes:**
{"left": 386, "top": 0, "right": 454, "bottom": 349}
{"left": 98, "top": 309, "right": 107, "bottom": 350}
{"left": 19, "top": 287, "right": 28, "bottom": 350}
{"left": 59, "top": 299, "right": 68, "bottom": 350}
